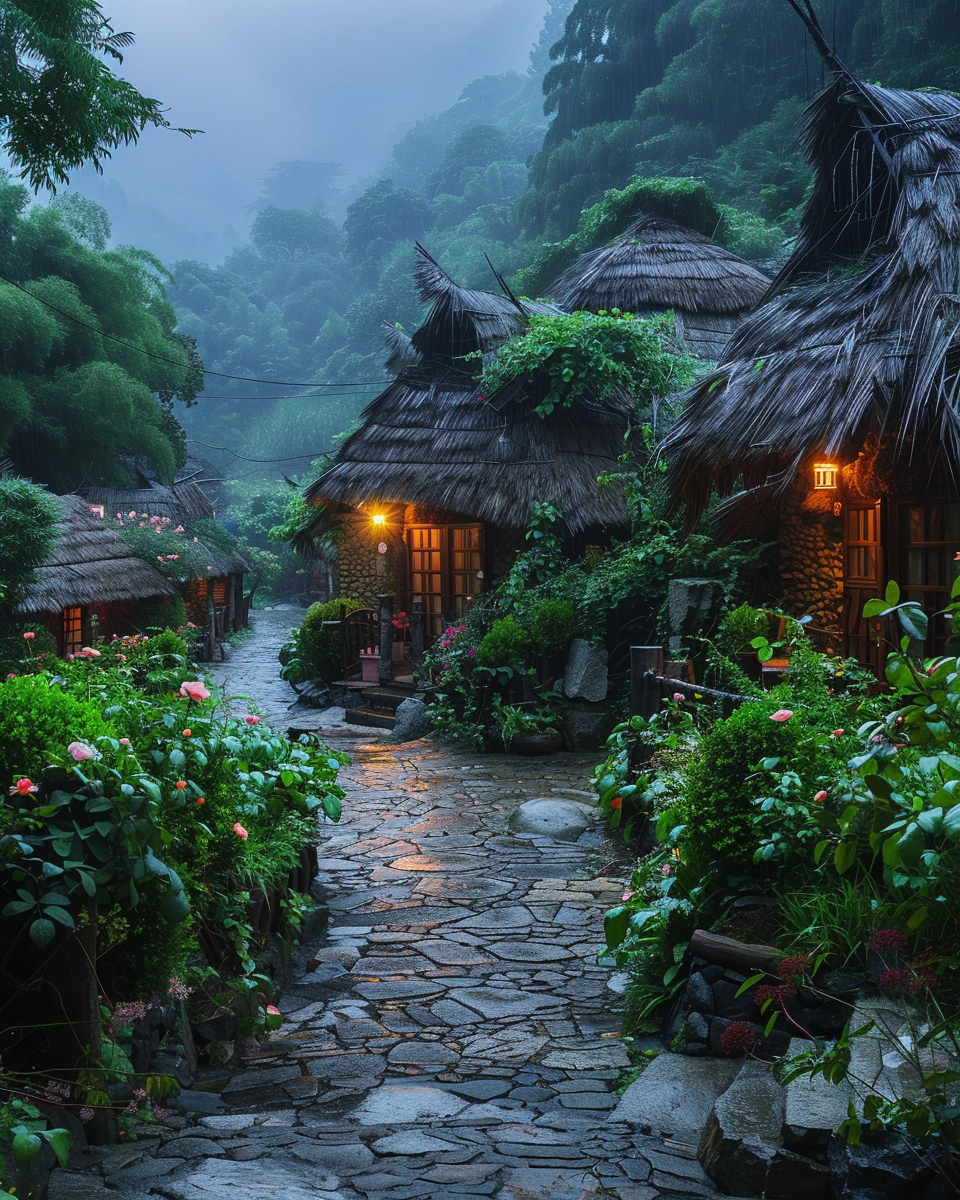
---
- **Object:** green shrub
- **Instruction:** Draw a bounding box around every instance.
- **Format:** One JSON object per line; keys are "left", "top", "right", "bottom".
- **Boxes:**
{"left": 0, "top": 675, "right": 114, "bottom": 784}
{"left": 132, "top": 594, "right": 188, "bottom": 633}
{"left": 290, "top": 597, "right": 364, "bottom": 682}
{"left": 476, "top": 616, "right": 530, "bottom": 668}
{"left": 717, "top": 603, "right": 770, "bottom": 653}
{"left": 529, "top": 598, "right": 577, "bottom": 655}
{"left": 679, "top": 699, "right": 811, "bottom": 875}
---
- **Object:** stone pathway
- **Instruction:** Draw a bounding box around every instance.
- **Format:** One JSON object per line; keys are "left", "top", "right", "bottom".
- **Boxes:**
{"left": 50, "top": 609, "right": 730, "bottom": 1200}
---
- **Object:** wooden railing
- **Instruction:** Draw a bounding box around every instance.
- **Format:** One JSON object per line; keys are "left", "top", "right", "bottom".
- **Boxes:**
{"left": 629, "top": 645, "right": 754, "bottom": 721}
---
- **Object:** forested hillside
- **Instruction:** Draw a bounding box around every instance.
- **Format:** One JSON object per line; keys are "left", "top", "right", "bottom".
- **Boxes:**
{"left": 163, "top": 0, "right": 959, "bottom": 481}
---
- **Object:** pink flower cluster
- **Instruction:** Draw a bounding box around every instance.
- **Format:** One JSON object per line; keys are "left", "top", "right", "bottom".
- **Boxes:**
{"left": 438, "top": 623, "right": 466, "bottom": 649}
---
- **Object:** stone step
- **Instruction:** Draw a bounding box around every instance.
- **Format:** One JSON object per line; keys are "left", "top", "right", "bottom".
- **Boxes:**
{"left": 610, "top": 1052, "right": 740, "bottom": 1142}
{"left": 344, "top": 707, "right": 396, "bottom": 730}
{"left": 361, "top": 687, "right": 411, "bottom": 713}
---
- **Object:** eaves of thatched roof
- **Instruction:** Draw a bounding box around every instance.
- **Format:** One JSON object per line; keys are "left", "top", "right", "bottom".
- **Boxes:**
{"left": 18, "top": 494, "right": 177, "bottom": 615}
{"left": 550, "top": 215, "right": 770, "bottom": 320}
{"left": 305, "top": 369, "right": 632, "bottom": 535}
{"left": 664, "top": 76, "right": 960, "bottom": 517}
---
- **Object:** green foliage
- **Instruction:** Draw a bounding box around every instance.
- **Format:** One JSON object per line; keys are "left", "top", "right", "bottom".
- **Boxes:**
{"left": 132, "top": 594, "right": 188, "bottom": 634}
{"left": 0, "top": 478, "right": 59, "bottom": 609}
{"left": 717, "top": 602, "right": 770, "bottom": 653}
{"left": 679, "top": 699, "right": 811, "bottom": 874}
{"left": 480, "top": 310, "right": 695, "bottom": 417}
{"left": 0, "top": 674, "right": 114, "bottom": 785}
{"left": 476, "top": 616, "right": 530, "bottom": 668}
{"left": 0, "top": 1, "right": 195, "bottom": 191}
{"left": 283, "top": 597, "right": 363, "bottom": 683}
{"left": 529, "top": 598, "right": 577, "bottom": 655}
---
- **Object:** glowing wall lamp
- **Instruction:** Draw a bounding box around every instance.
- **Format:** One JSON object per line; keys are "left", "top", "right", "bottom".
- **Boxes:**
{"left": 813, "top": 462, "right": 839, "bottom": 490}
{"left": 371, "top": 513, "right": 386, "bottom": 527}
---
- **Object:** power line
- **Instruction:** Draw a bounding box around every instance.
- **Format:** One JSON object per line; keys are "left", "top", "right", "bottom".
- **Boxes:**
{"left": 0, "top": 271, "right": 390, "bottom": 390}
{"left": 188, "top": 438, "right": 331, "bottom": 463}
{"left": 196, "top": 389, "right": 378, "bottom": 401}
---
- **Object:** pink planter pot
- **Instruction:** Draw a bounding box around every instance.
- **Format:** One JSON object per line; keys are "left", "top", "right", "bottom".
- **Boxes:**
{"left": 360, "top": 652, "right": 379, "bottom": 682}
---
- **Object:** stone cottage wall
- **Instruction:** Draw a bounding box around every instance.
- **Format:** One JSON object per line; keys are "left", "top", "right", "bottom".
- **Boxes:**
{"left": 336, "top": 508, "right": 401, "bottom": 607}
{"left": 778, "top": 478, "right": 843, "bottom": 632}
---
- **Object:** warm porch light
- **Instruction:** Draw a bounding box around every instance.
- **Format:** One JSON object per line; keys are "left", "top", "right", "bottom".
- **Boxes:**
{"left": 371, "top": 513, "right": 386, "bottom": 527}
{"left": 813, "top": 462, "right": 839, "bottom": 489}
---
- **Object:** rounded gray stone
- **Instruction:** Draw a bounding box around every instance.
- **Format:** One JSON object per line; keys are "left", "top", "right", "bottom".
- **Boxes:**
{"left": 509, "top": 799, "right": 594, "bottom": 841}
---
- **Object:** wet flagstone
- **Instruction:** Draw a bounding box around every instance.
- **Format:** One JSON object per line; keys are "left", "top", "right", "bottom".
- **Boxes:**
{"left": 48, "top": 610, "right": 744, "bottom": 1199}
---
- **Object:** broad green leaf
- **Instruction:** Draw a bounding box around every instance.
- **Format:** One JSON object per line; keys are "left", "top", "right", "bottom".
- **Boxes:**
{"left": 907, "top": 906, "right": 928, "bottom": 930}
{"left": 12, "top": 1131, "right": 41, "bottom": 1166}
{"left": 885, "top": 580, "right": 901, "bottom": 606}
{"left": 42, "top": 1128, "right": 72, "bottom": 1167}
{"left": 897, "top": 824, "right": 925, "bottom": 869}
{"left": 834, "top": 840, "right": 857, "bottom": 874}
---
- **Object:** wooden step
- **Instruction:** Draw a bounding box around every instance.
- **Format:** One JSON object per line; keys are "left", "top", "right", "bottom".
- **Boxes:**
{"left": 344, "top": 707, "right": 396, "bottom": 730}
{"left": 361, "top": 688, "right": 410, "bottom": 713}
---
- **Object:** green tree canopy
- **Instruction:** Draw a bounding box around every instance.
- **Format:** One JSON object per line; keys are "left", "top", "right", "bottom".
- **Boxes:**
{"left": 0, "top": 1, "right": 194, "bottom": 190}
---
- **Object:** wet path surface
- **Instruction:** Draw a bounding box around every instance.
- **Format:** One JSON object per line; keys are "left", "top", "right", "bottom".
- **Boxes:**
{"left": 51, "top": 610, "right": 722, "bottom": 1200}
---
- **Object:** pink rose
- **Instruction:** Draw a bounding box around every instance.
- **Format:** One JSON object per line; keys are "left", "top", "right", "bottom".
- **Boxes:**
{"left": 119, "top": 738, "right": 130, "bottom": 746}
{"left": 22, "top": 631, "right": 35, "bottom": 641}
{"left": 179, "top": 680, "right": 211, "bottom": 702}
{"left": 244, "top": 715, "right": 260, "bottom": 725}
{"left": 9, "top": 777, "right": 38, "bottom": 796}
{"left": 233, "top": 822, "right": 248, "bottom": 840}
{"left": 813, "top": 790, "right": 828, "bottom": 804}
{"left": 770, "top": 709, "right": 793, "bottom": 722}
{"left": 67, "top": 741, "right": 96, "bottom": 761}
{"left": 672, "top": 692, "right": 684, "bottom": 702}
{"left": 832, "top": 728, "right": 844, "bottom": 737}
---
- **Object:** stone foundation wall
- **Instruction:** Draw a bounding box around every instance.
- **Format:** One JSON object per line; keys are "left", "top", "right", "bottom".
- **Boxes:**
{"left": 779, "top": 478, "right": 843, "bottom": 631}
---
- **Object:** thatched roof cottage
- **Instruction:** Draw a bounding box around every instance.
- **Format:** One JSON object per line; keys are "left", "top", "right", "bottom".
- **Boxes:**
{"left": 662, "top": 19, "right": 960, "bottom": 666}
{"left": 18, "top": 494, "right": 177, "bottom": 654}
{"left": 301, "top": 246, "right": 637, "bottom": 639}
{"left": 549, "top": 215, "right": 770, "bottom": 361}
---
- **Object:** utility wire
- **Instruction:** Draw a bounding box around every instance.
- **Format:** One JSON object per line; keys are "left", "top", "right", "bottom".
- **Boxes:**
{"left": 187, "top": 439, "right": 331, "bottom": 463}
{"left": 0, "top": 271, "right": 390, "bottom": 390}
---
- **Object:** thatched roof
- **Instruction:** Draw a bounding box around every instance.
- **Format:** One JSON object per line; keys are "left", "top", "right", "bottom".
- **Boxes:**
{"left": 664, "top": 72, "right": 960, "bottom": 517}
{"left": 81, "top": 478, "right": 214, "bottom": 524}
{"left": 303, "top": 247, "right": 635, "bottom": 536}
{"left": 18, "top": 494, "right": 176, "bottom": 615}
{"left": 304, "top": 370, "right": 632, "bottom": 535}
{"left": 548, "top": 216, "right": 770, "bottom": 361}
{"left": 409, "top": 244, "right": 556, "bottom": 370}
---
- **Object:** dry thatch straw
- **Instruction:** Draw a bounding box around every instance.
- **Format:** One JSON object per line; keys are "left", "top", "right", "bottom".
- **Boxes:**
{"left": 548, "top": 215, "right": 770, "bottom": 361}
{"left": 303, "top": 247, "right": 633, "bottom": 537}
{"left": 18, "top": 494, "right": 176, "bottom": 615}
{"left": 664, "top": 75, "right": 960, "bottom": 518}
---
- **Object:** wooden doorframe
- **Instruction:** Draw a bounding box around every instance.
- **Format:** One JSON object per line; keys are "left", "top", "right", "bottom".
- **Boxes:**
{"left": 405, "top": 522, "right": 484, "bottom": 642}
{"left": 842, "top": 499, "right": 884, "bottom": 672}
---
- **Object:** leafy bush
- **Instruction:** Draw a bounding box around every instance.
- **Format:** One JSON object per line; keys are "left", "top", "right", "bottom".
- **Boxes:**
{"left": 529, "top": 598, "right": 577, "bottom": 655}
{"left": 476, "top": 616, "right": 530, "bottom": 668}
{"left": 132, "top": 594, "right": 188, "bottom": 633}
{"left": 0, "top": 676, "right": 114, "bottom": 785}
{"left": 679, "top": 699, "right": 811, "bottom": 874}
{"left": 717, "top": 603, "right": 770, "bottom": 653}
{"left": 285, "top": 597, "right": 364, "bottom": 682}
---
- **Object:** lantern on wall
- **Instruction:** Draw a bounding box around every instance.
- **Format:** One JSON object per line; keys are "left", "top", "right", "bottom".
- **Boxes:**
{"left": 813, "top": 462, "right": 839, "bottom": 490}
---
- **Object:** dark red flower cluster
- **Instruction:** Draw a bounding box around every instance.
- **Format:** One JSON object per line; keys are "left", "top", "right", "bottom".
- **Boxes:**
{"left": 868, "top": 929, "right": 909, "bottom": 953}
{"left": 876, "top": 968, "right": 913, "bottom": 990}
{"left": 911, "top": 968, "right": 941, "bottom": 992}
{"left": 776, "top": 956, "right": 809, "bottom": 983}
{"left": 720, "top": 1022, "right": 758, "bottom": 1054}
{"left": 755, "top": 983, "right": 796, "bottom": 1009}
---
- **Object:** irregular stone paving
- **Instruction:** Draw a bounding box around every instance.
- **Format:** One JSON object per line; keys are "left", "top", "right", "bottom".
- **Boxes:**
{"left": 50, "top": 609, "right": 736, "bottom": 1200}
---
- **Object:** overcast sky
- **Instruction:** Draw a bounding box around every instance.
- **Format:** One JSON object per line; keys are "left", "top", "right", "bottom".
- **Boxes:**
{"left": 70, "top": 0, "right": 551, "bottom": 262}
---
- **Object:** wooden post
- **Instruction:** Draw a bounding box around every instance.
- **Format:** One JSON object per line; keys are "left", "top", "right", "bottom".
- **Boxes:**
{"left": 411, "top": 600, "right": 424, "bottom": 685}
{"left": 378, "top": 594, "right": 393, "bottom": 685}
{"left": 204, "top": 578, "right": 216, "bottom": 661}
{"left": 630, "top": 646, "right": 664, "bottom": 718}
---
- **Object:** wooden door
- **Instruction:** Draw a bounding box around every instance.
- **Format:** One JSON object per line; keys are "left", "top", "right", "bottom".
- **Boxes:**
{"left": 842, "top": 501, "right": 883, "bottom": 671}
{"left": 407, "top": 524, "right": 483, "bottom": 642}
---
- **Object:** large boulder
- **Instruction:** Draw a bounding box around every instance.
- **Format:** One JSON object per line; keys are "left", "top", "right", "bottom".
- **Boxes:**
{"left": 390, "top": 697, "right": 432, "bottom": 742}
{"left": 563, "top": 639, "right": 608, "bottom": 702}
{"left": 611, "top": 1053, "right": 740, "bottom": 1142}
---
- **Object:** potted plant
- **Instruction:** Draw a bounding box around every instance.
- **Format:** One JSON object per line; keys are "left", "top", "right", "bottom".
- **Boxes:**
{"left": 493, "top": 698, "right": 563, "bottom": 755}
